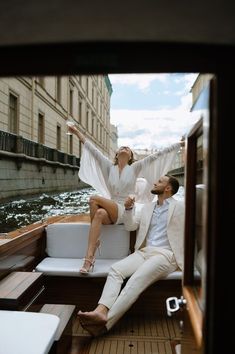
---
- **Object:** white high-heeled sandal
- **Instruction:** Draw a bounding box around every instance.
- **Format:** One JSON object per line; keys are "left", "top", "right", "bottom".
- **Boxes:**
{"left": 79, "top": 257, "right": 95, "bottom": 275}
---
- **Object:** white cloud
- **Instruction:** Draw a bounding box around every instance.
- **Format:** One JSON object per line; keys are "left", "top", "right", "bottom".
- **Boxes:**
{"left": 111, "top": 91, "right": 198, "bottom": 149}
{"left": 109, "top": 73, "right": 199, "bottom": 150}
{"left": 109, "top": 73, "right": 169, "bottom": 91}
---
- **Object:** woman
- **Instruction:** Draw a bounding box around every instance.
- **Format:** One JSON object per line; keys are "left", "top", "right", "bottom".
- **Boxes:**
{"left": 68, "top": 124, "right": 182, "bottom": 274}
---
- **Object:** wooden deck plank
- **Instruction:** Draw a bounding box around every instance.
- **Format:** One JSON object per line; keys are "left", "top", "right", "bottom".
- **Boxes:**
{"left": 71, "top": 337, "right": 175, "bottom": 354}
{"left": 72, "top": 314, "right": 182, "bottom": 339}
{"left": 116, "top": 340, "right": 125, "bottom": 354}
{"left": 137, "top": 340, "right": 145, "bottom": 354}
{"left": 172, "top": 318, "right": 182, "bottom": 338}
{"left": 103, "top": 339, "right": 112, "bottom": 354}
{"left": 93, "top": 338, "right": 104, "bottom": 354}
{"left": 70, "top": 314, "right": 181, "bottom": 353}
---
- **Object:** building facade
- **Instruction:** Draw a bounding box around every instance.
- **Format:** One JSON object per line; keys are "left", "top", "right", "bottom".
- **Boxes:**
{"left": 0, "top": 75, "right": 114, "bottom": 200}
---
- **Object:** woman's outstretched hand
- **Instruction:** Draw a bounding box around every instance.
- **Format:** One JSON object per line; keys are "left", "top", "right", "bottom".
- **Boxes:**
{"left": 67, "top": 124, "right": 78, "bottom": 134}
{"left": 67, "top": 122, "right": 86, "bottom": 143}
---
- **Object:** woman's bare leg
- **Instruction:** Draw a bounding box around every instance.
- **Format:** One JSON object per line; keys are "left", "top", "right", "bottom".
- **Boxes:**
{"left": 89, "top": 196, "right": 99, "bottom": 222}
{"left": 80, "top": 208, "right": 112, "bottom": 273}
{"left": 89, "top": 196, "right": 119, "bottom": 224}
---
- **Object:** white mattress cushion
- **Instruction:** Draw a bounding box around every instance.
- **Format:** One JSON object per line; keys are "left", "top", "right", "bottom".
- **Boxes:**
{"left": 45, "top": 223, "right": 130, "bottom": 259}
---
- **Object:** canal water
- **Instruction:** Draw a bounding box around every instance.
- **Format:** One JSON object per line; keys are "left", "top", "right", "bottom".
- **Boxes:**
{"left": 0, "top": 186, "right": 185, "bottom": 234}
{"left": 0, "top": 187, "right": 95, "bottom": 233}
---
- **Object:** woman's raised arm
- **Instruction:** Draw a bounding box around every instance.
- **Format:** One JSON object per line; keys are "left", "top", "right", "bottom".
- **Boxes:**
{"left": 68, "top": 124, "right": 86, "bottom": 143}
{"left": 132, "top": 142, "right": 182, "bottom": 186}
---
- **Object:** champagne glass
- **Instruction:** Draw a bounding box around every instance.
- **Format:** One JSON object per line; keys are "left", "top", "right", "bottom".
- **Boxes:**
{"left": 125, "top": 194, "right": 135, "bottom": 210}
{"left": 129, "top": 194, "right": 135, "bottom": 200}
{"left": 66, "top": 120, "right": 75, "bottom": 135}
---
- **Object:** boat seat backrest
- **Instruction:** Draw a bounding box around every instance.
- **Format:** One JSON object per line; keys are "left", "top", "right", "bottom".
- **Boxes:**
{"left": 45, "top": 222, "right": 130, "bottom": 259}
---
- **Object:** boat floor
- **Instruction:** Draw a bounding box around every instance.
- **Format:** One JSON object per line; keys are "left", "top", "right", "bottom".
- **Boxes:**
{"left": 70, "top": 313, "right": 181, "bottom": 354}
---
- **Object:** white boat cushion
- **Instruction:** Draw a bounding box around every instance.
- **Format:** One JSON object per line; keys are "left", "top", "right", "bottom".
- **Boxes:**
{"left": 35, "top": 222, "right": 184, "bottom": 279}
{"left": 36, "top": 257, "right": 183, "bottom": 279}
{"left": 36, "top": 258, "right": 122, "bottom": 277}
{"left": 0, "top": 310, "right": 59, "bottom": 354}
{"left": 45, "top": 223, "right": 130, "bottom": 259}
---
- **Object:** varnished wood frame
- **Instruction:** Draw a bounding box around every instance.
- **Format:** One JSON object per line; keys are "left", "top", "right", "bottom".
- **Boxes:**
{"left": 0, "top": 40, "right": 234, "bottom": 354}
{"left": 183, "top": 117, "right": 204, "bottom": 349}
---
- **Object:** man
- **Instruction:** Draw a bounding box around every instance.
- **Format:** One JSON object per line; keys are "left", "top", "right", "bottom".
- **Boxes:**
{"left": 78, "top": 175, "right": 185, "bottom": 336}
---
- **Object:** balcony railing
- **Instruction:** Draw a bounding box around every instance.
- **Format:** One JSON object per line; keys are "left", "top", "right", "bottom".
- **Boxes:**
{"left": 0, "top": 130, "right": 80, "bottom": 168}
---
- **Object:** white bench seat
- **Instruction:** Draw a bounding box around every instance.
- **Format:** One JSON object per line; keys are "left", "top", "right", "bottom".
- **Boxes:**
{"left": 35, "top": 222, "right": 183, "bottom": 280}
{"left": 35, "top": 222, "right": 131, "bottom": 277}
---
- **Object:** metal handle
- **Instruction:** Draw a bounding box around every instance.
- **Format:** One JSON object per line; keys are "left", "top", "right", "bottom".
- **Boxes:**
{"left": 166, "top": 296, "right": 186, "bottom": 317}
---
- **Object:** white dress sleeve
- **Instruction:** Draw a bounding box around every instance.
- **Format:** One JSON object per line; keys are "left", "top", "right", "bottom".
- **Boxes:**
{"left": 132, "top": 143, "right": 181, "bottom": 187}
{"left": 78, "top": 140, "right": 113, "bottom": 198}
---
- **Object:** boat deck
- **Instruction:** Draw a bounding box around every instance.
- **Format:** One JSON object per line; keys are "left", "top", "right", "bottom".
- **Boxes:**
{"left": 70, "top": 313, "right": 181, "bottom": 354}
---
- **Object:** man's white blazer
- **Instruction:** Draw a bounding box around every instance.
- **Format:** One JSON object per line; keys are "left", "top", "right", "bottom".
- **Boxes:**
{"left": 123, "top": 197, "right": 185, "bottom": 270}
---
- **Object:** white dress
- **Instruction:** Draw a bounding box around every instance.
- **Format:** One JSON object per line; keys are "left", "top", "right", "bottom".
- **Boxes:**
{"left": 79, "top": 141, "right": 180, "bottom": 224}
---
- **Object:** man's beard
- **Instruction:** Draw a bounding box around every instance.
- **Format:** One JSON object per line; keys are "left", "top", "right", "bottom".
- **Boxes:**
{"left": 151, "top": 188, "right": 164, "bottom": 195}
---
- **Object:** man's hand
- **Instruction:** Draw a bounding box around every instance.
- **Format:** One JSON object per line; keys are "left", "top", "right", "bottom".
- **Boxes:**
{"left": 124, "top": 195, "right": 135, "bottom": 210}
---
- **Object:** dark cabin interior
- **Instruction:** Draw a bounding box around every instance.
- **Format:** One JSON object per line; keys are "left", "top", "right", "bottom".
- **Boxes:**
{"left": 0, "top": 1, "right": 234, "bottom": 353}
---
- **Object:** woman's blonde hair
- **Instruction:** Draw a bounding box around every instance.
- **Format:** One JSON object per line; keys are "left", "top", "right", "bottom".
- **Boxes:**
{"left": 114, "top": 147, "right": 134, "bottom": 165}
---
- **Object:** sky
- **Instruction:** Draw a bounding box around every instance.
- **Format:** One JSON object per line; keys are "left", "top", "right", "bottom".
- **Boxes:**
{"left": 108, "top": 73, "right": 199, "bottom": 150}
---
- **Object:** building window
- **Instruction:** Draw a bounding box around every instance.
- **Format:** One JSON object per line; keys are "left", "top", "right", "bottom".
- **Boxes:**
{"left": 56, "top": 124, "right": 61, "bottom": 150}
{"left": 100, "top": 126, "right": 103, "bottom": 143}
{"left": 69, "top": 80, "right": 74, "bottom": 116}
{"left": 86, "top": 110, "right": 89, "bottom": 130}
{"left": 104, "top": 131, "right": 106, "bottom": 147}
{"left": 9, "top": 92, "right": 18, "bottom": 134}
{"left": 86, "top": 77, "right": 89, "bottom": 95}
{"left": 38, "top": 77, "right": 45, "bottom": 87}
{"left": 69, "top": 135, "right": 73, "bottom": 154}
{"left": 92, "top": 85, "right": 94, "bottom": 105}
{"left": 78, "top": 99, "right": 82, "bottom": 123}
{"left": 79, "top": 140, "right": 82, "bottom": 158}
{"left": 97, "top": 122, "right": 100, "bottom": 141}
{"left": 92, "top": 116, "right": 95, "bottom": 135}
{"left": 38, "top": 112, "right": 44, "bottom": 144}
{"left": 56, "top": 77, "right": 62, "bottom": 103}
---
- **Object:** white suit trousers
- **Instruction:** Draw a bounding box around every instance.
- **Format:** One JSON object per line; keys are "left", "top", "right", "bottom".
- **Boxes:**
{"left": 98, "top": 246, "right": 178, "bottom": 330}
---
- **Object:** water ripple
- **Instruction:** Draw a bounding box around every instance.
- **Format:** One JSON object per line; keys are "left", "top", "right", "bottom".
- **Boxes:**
{"left": 0, "top": 187, "right": 95, "bottom": 233}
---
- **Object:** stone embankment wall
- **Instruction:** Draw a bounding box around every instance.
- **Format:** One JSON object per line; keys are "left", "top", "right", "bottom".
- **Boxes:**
{"left": 0, "top": 158, "right": 86, "bottom": 202}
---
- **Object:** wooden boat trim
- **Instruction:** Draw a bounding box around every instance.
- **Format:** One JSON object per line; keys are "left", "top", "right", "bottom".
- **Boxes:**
{"left": 0, "top": 214, "right": 89, "bottom": 254}
{"left": 183, "top": 286, "right": 203, "bottom": 348}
